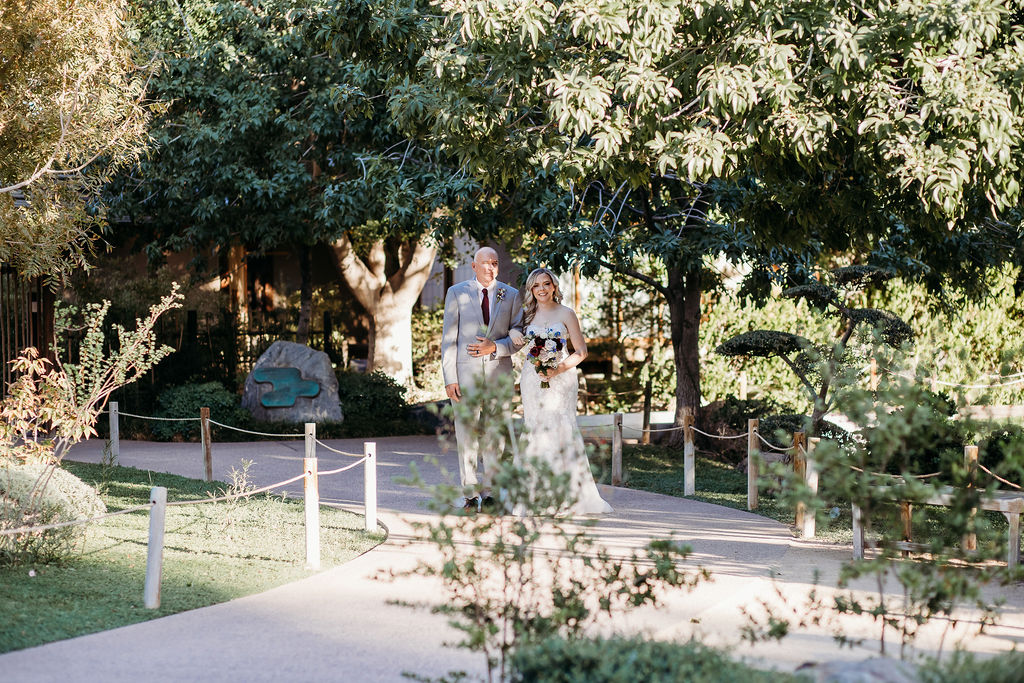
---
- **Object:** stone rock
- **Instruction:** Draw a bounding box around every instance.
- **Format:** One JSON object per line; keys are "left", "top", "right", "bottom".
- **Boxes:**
{"left": 242, "top": 341, "right": 343, "bottom": 423}
{"left": 796, "top": 658, "right": 920, "bottom": 683}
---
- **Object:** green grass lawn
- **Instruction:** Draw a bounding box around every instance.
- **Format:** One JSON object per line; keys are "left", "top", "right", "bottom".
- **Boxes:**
{"left": 0, "top": 461, "right": 384, "bottom": 654}
{"left": 599, "top": 444, "right": 1011, "bottom": 548}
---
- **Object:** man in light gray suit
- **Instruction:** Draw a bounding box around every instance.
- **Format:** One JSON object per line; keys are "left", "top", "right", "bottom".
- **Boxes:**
{"left": 441, "top": 246, "right": 524, "bottom": 511}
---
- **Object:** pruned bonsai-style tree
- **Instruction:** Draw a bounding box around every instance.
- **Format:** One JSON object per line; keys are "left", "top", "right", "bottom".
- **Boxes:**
{"left": 716, "top": 266, "right": 914, "bottom": 436}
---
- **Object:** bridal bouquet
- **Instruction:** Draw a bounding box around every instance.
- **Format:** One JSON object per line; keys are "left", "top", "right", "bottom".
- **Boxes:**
{"left": 525, "top": 330, "right": 564, "bottom": 389}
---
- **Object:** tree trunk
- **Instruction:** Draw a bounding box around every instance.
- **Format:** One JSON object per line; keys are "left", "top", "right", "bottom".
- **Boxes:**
{"left": 666, "top": 264, "right": 702, "bottom": 448}
{"left": 368, "top": 294, "right": 415, "bottom": 383}
{"left": 330, "top": 232, "right": 437, "bottom": 387}
{"left": 296, "top": 244, "right": 312, "bottom": 344}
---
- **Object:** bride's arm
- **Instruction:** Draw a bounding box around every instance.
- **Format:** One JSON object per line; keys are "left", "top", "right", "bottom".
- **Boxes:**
{"left": 548, "top": 308, "right": 587, "bottom": 377}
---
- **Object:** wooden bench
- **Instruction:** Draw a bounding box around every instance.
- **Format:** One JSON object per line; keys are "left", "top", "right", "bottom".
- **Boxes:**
{"left": 852, "top": 487, "right": 1024, "bottom": 567}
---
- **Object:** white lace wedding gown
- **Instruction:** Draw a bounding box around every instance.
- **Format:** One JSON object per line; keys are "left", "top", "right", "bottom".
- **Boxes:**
{"left": 520, "top": 322, "right": 612, "bottom": 515}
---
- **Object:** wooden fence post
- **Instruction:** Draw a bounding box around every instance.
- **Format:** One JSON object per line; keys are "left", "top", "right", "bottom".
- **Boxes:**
{"left": 304, "top": 423, "right": 320, "bottom": 570}
{"left": 144, "top": 486, "right": 167, "bottom": 609}
{"left": 802, "top": 437, "right": 819, "bottom": 538}
{"left": 611, "top": 413, "right": 623, "bottom": 486}
{"left": 747, "top": 418, "right": 759, "bottom": 510}
{"left": 793, "top": 431, "right": 807, "bottom": 531}
{"left": 683, "top": 407, "right": 695, "bottom": 496}
{"left": 870, "top": 358, "right": 879, "bottom": 391}
{"left": 364, "top": 441, "right": 377, "bottom": 532}
{"left": 109, "top": 401, "right": 120, "bottom": 461}
{"left": 200, "top": 406, "right": 213, "bottom": 482}
{"left": 965, "top": 444, "right": 979, "bottom": 552}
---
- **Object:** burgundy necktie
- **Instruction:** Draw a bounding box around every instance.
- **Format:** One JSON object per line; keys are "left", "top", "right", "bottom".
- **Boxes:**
{"left": 481, "top": 288, "right": 490, "bottom": 325}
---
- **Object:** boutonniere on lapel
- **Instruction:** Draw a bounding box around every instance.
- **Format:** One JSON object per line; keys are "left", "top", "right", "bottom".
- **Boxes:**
{"left": 494, "top": 287, "right": 507, "bottom": 304}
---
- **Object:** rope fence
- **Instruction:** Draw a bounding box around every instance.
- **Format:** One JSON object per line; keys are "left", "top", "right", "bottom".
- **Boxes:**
{"left": 6, "top": 416, "right": 380, "bottom": 612}
{"left": 113, "top": 410, "right": 198, "bottom": 422}
{"left": 608, "top": 406, "right": 1024, "bottom": 544}
{"left": 872, "top": 361, "right": 1024, "bottom": 390}
{"left": 0, "top": 503, "right": 154, "bottom": 537}
{"left": 165, "top": 473, "right": 308, "bottom": 507}
{"left": 313, "top": 438, "right": 363, "bottom": 458}
{"left": 755, "top": 432, "right": 793, "bottom": 453}
{"left": 978, "top": 462, "right": 1023, "bottom": 490}
{"left": 207, "top": 419, "right": 303, "bottom": 438}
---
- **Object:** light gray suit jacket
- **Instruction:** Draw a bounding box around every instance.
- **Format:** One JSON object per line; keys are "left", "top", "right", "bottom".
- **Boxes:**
{"left": 441, "top": 279, "right": 525, "bottom": 387}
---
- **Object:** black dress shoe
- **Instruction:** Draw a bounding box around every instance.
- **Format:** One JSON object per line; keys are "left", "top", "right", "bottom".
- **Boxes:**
{"left": 463, "top": 496, "right": 479, "bottom": 512}
{"left": 480, "top": 495, "right": 497, "bottom": 514}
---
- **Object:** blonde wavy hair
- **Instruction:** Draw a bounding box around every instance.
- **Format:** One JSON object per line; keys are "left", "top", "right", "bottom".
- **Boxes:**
{"left": 522, "top": 267, "right": 563, "bottom": 326}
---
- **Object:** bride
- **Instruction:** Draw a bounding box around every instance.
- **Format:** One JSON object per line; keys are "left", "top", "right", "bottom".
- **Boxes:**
{"left": 510, "top": 267, "right": 612, "bottom": 515}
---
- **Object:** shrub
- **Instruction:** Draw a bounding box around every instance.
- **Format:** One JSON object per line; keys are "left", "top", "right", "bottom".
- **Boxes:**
{"left": 923, "top": 651, "right": 1024, "bottom": 683}
{"left": 979, "top": 424, "right": 1024, "bottom": 471}
{"left": 153, "top": 381, "right": 248, "bottom": 440}
{"left": 336, "top": 371, "right": 408, "bottom": 432}
{"left": 697, "top": 396, "right": 784, "bottom": 461}
{"left": 511, "top": 636, "right": 795, "bottom": 682}
{"left": 869, "top": 390, "right": 969, "bottom": 477}
{"left": 1, "top": 463, "right": 106, "bottom": 565}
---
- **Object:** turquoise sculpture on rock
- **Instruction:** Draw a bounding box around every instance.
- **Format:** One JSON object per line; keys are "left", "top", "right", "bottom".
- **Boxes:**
{"left": 252, "top": 367, "right": 320, "bottom": 408}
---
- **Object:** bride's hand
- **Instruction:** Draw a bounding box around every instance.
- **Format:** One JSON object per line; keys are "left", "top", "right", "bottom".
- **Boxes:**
{"left": 508, "top": 329, "right": 525, "bottom": 345}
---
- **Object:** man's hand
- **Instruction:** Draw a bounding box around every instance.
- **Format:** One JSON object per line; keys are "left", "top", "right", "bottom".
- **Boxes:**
{"left": 446, "top": 383, "right": 462, "bottom": 402}
{"left": 467, "top": 336, "right": 497, "bottom": 358}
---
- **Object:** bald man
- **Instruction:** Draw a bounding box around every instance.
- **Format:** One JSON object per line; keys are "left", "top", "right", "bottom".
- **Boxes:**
{"left": 441, "top": 247, "right": 524, "bottom": 511}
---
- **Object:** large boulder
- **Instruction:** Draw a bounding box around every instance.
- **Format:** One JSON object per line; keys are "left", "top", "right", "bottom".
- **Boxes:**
{"left": 242, "top": 341, "right": 343, "bottom": 423}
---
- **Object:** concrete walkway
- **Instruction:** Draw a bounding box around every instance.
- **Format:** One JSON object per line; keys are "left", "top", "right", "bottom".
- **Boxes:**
{"left": 4, "top": 432, "right": 1024, "bottom": 682}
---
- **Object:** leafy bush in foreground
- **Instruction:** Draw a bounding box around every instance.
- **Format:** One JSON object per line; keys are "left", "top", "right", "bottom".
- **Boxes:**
{"left": 1, "top": 463, "right": 106, "bottom": 565}
{"left": 512, "top": 636, "right": 797, "bottom": 682}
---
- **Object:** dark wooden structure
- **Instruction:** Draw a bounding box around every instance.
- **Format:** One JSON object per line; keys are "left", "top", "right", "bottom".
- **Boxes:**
{"left": 0, "top": 265, "right": 54, "bottom": 393}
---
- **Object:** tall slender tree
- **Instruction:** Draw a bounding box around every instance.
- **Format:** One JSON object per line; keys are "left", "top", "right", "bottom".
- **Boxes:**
{"left": 0, "top": 0, "right": 150, "bottom": 280}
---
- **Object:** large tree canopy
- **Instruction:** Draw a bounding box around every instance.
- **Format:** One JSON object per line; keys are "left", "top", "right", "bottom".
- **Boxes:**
{"left": 0, "top": 0, "right": 150, "bottom": 280}
{"left": 389, "top": 0, "right": 1024, "bottom": 434}
{"left": 111, "top": 0, "right": 495, "bottom": 385}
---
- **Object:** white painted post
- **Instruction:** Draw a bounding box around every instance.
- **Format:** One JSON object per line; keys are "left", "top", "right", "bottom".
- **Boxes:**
{"left": 802, "top": 437, "right": 819, "bottom": 538}
{"left": 747, "top": 418, "right": 759, "bottom": 511}
{"left": 200, "top": 406, "right": 213, "bottom": 482}
{"left": 109, "top": 401, "right": 120, "bottom": 461}
{"left": 364, "top": 441, "right": 377, "bottom": 532}
{"left": 611, "top": 413, "right": 623, "bottom": 486}
{"left": 144, "top": 486, "right": 167, "bottom": 609}
{"left": 683, "top": 407, "right": 695, "bottom": 496}
{"left": 304, "top": 423, "right": 320, "bottom": 570}
{"left": 739, "top": 371, "right": 748, "bottom": 400}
